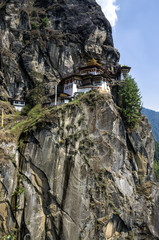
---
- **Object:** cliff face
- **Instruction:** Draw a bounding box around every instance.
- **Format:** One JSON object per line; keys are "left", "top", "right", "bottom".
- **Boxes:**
{"left": 0, "top": 91, "right": 158, "bottom": 240}
{"left": 0, "top": 0, "right": 119, "bottom": 100}
{"left": 142, "top": 107, "right": 159, "bottom": 142}
{"left": 0, "top": 0, "right": 159, "bottom": 239}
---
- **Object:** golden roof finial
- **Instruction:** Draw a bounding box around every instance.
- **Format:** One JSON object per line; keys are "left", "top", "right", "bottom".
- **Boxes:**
{"left": 87, "top": 58, "right": 101, "bottom": 66}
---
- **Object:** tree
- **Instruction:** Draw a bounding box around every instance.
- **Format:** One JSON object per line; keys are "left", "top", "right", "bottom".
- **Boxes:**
{"left": 42, "top": 17, "right": 49, "bottom": 27}
{"left": 119, "top": 75, "right": 142, "bottom": 129}
{"left": 32, "top": 22, "right": 38, "bottom": 29}
{"left": 154, "top": 141, "right": 159, "bottom": 162}
{"left": 154, "top": 141, "right": 159, "bottom": 181}
{"left": 21, "top": 81, "right": 48, "bottom": 115}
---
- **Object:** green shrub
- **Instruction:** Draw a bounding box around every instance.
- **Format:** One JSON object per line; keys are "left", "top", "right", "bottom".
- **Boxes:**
{"left": 2, "top": 228, "right": 17, "bottom": 240}
{"left": 19, "top": 187, "right": 25, "bottom": 194}
{"left": 2, "top": 234, "right": 16, "bottom": 240}
{"left": 26, "top": 81, "right": 48, "bottom": 108}
{"left": 154, "top": 141, "right": 159, "bottom": 162}
{"left": 28, "top": 104, "right": 42, "bottom": 118}
{"left": 154, "top": 142, "right": 159, "bottom": 181}
{"left": 42, "top": 17, "right": 49, "bottom": 27}
{"left": 78, "top": 115, "right": 85, "bottom": 126}
{"left": 20, "top": 104, "right": 32, "bottom": 116}
{"left": 32, "top": 22, "right": 38, "bottom": 29}
{"left": 154, "top": 160, "right": 159, "bottom": 181}
{"left": 12, "top": 186, "right": 25, "bottom": 196}
{"left": 66, "top": 124, "right": 74, "bottom": 131}
{"left": 22, "top": 104, "right": 44, "bottom": 131}
{"left": 85, "top": 137, "right": 94, "bottom": 147}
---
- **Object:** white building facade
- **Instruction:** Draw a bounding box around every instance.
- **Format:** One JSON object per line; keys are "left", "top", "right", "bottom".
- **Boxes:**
{"left": 12, "top": 100, "right": 26, "bottom": 111}
{"left": 51, "top": 60, "right": 113, "bottom": 106}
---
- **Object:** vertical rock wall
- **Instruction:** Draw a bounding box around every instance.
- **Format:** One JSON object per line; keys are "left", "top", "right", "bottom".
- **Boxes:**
{"left": 0, "top": 0, "right": 158, "bottom": 239}
{"left": 0, "top": 91, "right": 157, "bottom": 240}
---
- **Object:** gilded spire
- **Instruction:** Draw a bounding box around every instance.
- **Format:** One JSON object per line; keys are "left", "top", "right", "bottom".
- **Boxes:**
{"left": 87, "top": 58, "right": 101, "bottom": 66}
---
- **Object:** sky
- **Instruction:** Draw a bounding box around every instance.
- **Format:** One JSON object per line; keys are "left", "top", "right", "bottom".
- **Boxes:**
{"left": 96, "top": 0, "right": 159, "bottom": 111}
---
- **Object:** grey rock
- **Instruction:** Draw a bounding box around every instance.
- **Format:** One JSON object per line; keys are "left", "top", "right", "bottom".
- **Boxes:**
{"left": 0, "top": 0, "right": 158, "bottom": 239}
{"left": 0, "top": 0, "right": 119, "bottom": 99}
{"left": 0, "top": 91, "right": 157, "bottom": 239}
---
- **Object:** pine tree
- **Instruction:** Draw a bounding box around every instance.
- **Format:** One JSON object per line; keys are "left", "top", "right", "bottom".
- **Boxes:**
{"left": 119, "top": 75, "right": 142, "bottom": 129}
{"left": 154, "top": 141, "right": 159, "bottom": 181}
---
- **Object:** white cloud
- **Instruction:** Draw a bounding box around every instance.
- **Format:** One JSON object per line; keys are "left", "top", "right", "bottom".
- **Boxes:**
{"left": 96, "top": 0, "right": 120, "bottom": 27}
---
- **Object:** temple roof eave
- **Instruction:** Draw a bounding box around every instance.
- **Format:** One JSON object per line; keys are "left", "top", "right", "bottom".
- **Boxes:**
{"left": 79, "top": 64, "right": 104, "bottom": 71}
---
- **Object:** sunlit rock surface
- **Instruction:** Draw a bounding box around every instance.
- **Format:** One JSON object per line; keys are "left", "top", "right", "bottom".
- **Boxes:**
{"left": 0, "top": 0, "right": 158, "bottom": 239}
{"left": 0, "top": 0, "right": 119, "bottom": 100}
{"left": 0, "top": 91, "right": 158, "bottom": 239}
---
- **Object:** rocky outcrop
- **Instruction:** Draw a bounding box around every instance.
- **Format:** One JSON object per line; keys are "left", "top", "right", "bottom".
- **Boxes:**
{"left": 0, "top": 0, "right": 158, "bottom": 239}
{"left": 0, "top": 0, "right": 120, "bottom": 100}
{"left": 0, "top": 91, "right": 158, "bottom": 240}
{"left": 142, "top": 107, "right": 159, "bottom": 142}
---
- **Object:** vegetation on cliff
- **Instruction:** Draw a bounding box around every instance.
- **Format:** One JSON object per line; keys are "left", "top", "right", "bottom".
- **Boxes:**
{"left": 154, "top": 141, "right": 159, "bottom": 180}
{"left": 0, "top": 0, "right": 157, "bottom": 238}
{"left": 119, "top": 75, "right": 142, "bottom": 129}
{"left": 0, "top": 89, "right": 157, "bottom": 239}
{"left": 0, "top": 90, "right": 106, "bottom": 142}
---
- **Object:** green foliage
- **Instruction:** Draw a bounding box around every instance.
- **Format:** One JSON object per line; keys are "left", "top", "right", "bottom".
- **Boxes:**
{"left": 10, "top": 104, "right": 45, "bottom": 138}
{"left": 7, "top": 90, "right": 102, "bottom": 143}
{"left": 2, "top": 228, "right": 17, "bottom": 240}
{"left": 154, "top": 141, "right": 159, "bottom": 181}
{"left": 32, "top": 22, "right": 38, "bottom": 29}
{"left": 154, "top": 161, "right": 159, "bottom": 181}
{"left": 12, "top": 186, "right": 25, "bottom": 196}
{"left": 18, "top": 139, "right": 24, "bottom": 149}
{"left": 66, "top": 124, "right": 74, "bottom": 131}
{"left": 20, "top": 104, "right": 32, "bottom": 116}
{"left": 31, "top": 71, "right": 44, "bottom": 81}
{"left": 85, "top": 136, "right": 94, "bottom": 147}
{"left": 119, "top": 75, "right": 142, "bottom": 129}
{"left": 23, "top": 104, "right": 45, "bottom": 132}
{"left": 2, "top": 234, "right": 16, "bottom": 240}
{"left": 28, "top": 104, "right": 42, "bottom": 119}
{"left": 154, "top": 141, "right": 159, "bottom": 162}
{"left": 19, "top": 187, "right": 25, "bottom": 194}
{"left": 26, "top": 81, "right": 48, "bottom": 109}
{"left": 78, "top": 115, "right": 85, "bottom": 126}
{"left": 10, "top": 120, "right": 28, "bottom": 139}
{"left": 42, "top": 17, "right": 49, "bottom": 27}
